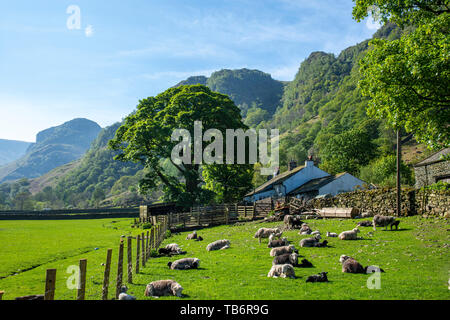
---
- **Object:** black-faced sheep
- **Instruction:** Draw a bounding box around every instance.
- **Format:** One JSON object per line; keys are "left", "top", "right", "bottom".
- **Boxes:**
{"left": 195, "top": 236, "right": 204, "bottom": 241}
{"left": 144, "top": 280, "right": 183, "bottom": 297}
{"left": 338, "top": 228, "right": 360, "bottom": 240}
{"left": 254, "top": 227, "right": 282, "bottom": 243}
{"left": 206, "top": 239, "right": 230, "bottom": 251}
{"left": 314, "top": 240, "right": 328, "bottom": 247}
{"left": 267, "top": 264, "right": 296, "bottom": 278}
{"left": 272, "top": 252, "right": 299, "bottom": 266}
{"left": 299, "top": 235, "right": 321, "bottom": 247}
{"left": 373, "top": 215, "right": 398, "bottom": 231}
{"left": 267, "top": 235, "right": 289, "bottom": 248}
{"left": 306, "top": 272, "right": 328, "bottom": 283}
{"left": 118, "top": 285, "right": 136, "bottom": 300}
{"left": 168, "top": 258, "right": 200, "bottom": 270}
{"left": 357, "top": 220, "right": 373, "bottom": 227}
{"left": 186, "top": 231, "right": 197, "bottom": 240}
{"left": 270, "top": 245, "right": 297, "bottom": 257}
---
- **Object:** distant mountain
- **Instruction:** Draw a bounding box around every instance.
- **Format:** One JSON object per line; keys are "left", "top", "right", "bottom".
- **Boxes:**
{"left": 0, "top": 118, "right": 101, "bottom": 183}
{"left": 0, "top": 139, "right": 32, "bottom": 166}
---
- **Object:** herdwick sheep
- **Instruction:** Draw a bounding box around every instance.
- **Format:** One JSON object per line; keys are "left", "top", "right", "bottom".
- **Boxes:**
{"left": 268, "top": 235, "right": 289, "bottom": 248}
{"left": 118, "top": 286, "right": 136, "bottom": 300}
{"left": 267, "top": 264, "right": 296, "bottom": 279}
{"left": 272, "top": 252, "right": 299, "bottom": 266}
{"left": 270, "top": 245, "right": 297, "bottom": 257}
{"left": 338, "top": 228, "right": 360, "bottom": 240}
{"left": 373, "top": 215, "right": 398, "bottom": 231}
{"left": 314, "top": 240, "right": 328, "bottom": 247}
{"left": 306, "top": 272, "right": 329, "bottom": 283}
{"left": 145, "top": 280, "right": 183, "bottom": 297}
{"left": 206, "top": 239, "right": 230, "bottom": 251}
{"left": 284, "top": 215, "right": 303, "bottom": 230}
{"left": 340, "top": 255, "right": 385, "bottom": 273}
{"left": 254, "top": 227, "right": 282, "bottom": 243}
{"left": 299, "top": 223, "right": 312, "bottom": 235}
{"left": 299, "top": 235, "right": 321, "bottom": 247}
{"left": 326, "top": 231, "right": 338, "bottom": 237}
{"left": 186, "top": 231, "right": 197, "bottom": 240}
{"left": 297, "top": 258, "right": 314, "bottom": 268}
{"left": 357, "top": 220, "right": 373, "bottom": 227}
{"left": 168, "top": 258, "right": 200, "bottom": 270}
{"left": 165, "top": 243, "right": 186, "bottom": 254}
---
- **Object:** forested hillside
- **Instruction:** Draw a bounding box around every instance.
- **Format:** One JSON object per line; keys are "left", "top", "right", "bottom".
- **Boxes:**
{"left": 0, "top": 139, "right": 32, "bottom": 166}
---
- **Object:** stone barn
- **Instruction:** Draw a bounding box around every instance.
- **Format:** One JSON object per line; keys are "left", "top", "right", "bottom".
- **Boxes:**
{"left": 414, "top": 148, "right": 450, "bottom": 188}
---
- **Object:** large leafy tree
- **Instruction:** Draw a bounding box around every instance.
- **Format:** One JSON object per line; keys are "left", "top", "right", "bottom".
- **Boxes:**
{"left": 353, "top": 0, "right": 450, "bottom": 149}
{"left": 109, "top": 85, "right": 251, "bottom": 207}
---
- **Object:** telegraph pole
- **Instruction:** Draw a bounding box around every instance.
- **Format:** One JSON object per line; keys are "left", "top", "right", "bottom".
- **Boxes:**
{"left": 396, "top": 129, "right": 401, "bottom": 217}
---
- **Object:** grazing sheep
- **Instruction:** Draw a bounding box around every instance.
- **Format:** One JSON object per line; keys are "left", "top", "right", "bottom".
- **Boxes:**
{"left": 118, "top": 286, "right": 136, "bottom": 300}
{"left": 340, "top": 255, "right": 385, "bottom": 273}
{"left": 186, "top": 231, "right": 197, "bottom": 240}
{"left": 297, "top": 258, "right": 314, "bottom": 268}
{"left": 270, "top": 245, "right": 297, "bottom": 257}
{"left": 267, "top": 264, "right": 296, "bottom": 279}
{"left": 206, "top": 239, "right": 230, "bottom": 251}
{"left": 268, "top": 236, "right": 289, "bottom": 248}
{"left": 373, "top": 215, "right": 397, "bottom": 231}
{"left": 254, "top": 227, "right": 282, "bottom": 243}
{"left": 299, "top": 235, "right": 321, "bottom": 247}
{"left": 284, "top": 215, "right": 303, "bottom": 229}
{"left": 357, "top": 220, "right": 373, "bottom": 227}
{"left": 326, "top": 231, "right": 338, "bottom": 237}
{"left": 314, "top": 240, "right": 328, "bottom": 247}
{"left": 306, "top": 272, "right": 329, "bottom": 283}
{"left": 299, "top": 223, "right": 312, "bottom": 235}
{"left": 168, "top": 258, "right": 200, "bottom": 270}
{"left": 338, "top": 228, "right": 360, "bottom": 240}
{"left": 272, "top": 252, "right": 299, "bottom": 266}
{"left": 144, "top": 280, "right": 183, "bottom": 297}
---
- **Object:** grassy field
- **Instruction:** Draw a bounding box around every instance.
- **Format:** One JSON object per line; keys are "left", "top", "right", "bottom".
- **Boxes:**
{"left": 0, "top": 216, "right": 449, "bottom": 300}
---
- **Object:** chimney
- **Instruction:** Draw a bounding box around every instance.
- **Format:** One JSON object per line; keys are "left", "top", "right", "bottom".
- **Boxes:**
{"left": 305, "top": 155, "right": 314, "bottom": 167}
{"left": 288, "top": 159, "right": 297, "bottom": 171}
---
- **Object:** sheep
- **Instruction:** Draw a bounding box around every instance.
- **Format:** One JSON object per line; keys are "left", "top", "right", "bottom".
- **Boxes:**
{"left": 272, "top": 252, "right": 299, "bottom": 266}
{"left": 206, "top": 239, "right": 230, "bottom": 251}
{"left": 299, "top": 235, "right": 321, "bottom": 247}
{"left": 118, "top": 285, "right": 136, "bottom": 300}
{"left": 186, "top": 231, "right": 197, "bottom": 240}
{"left": 270, "top": 245, "right": 297, "bottom": 257}
{"left": 340, "top": 255, "right": 385, "bottom": 273}
{"left": 314, "top": 240, "right": 328, "bottom": 247}
{"left": 284, "top": 215, "right": 303, "bottom": 230}
{"left": 168, "top": 258, "right": 200, "bottom": 270}
{"left": 310, "top": 230, "right": 321, "bottom": 236}
{"left": 159, "top": 243, "right": 186, "bottom": 255}
{"left": 357, "top": 220, "right": 373, "bottom": 227}
{"left": 299, "top": 223, "right": 312, "bottom": 235}
{"left": 338, "top": 228, "right": 360, "bottom": 240}
{"left": 267, "top": 264, "right": 296, "bottom": 279}
{"left": 144, "top": 280, "right": 183, "bottom": 297}
{"left": 297, "top": 258, "right": 314, "bottom": 268}
{"left": 267, "top": 235, "right": 289, "bottom": 248}
{"left": 306, "top": 272, "right": 329, "bottom": 283}
{"left": 254, "top": 227, "right": 282, "bottom": 243}
{"left": 195, "top": 236, "right": 204, "bottom": 241}
{"left": 326, "top": 231, "right": 338, "bottom": 237}
{"left": 373, "top": 215, "right": 398, "bottom": 231}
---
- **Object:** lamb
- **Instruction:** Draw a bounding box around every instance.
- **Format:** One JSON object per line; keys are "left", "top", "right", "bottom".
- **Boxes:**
{"left": 357, "top": 220, "right": 373, "bottom": 227}
{"left": 297, "top": 258, "right": 314, "bottom": 268}
{"left": 340, "top": 255, "right": 385, "bottom": 273}
{"left": 118, "top": 285, "right": 136, "bottom": 300}
{"left": 373, "top": 215, "right": 398, "bottom": 231}
{"left": 195, "top": 236, "right": 204, "bottom": 241}
{"left": 326, "top": 231, "right": 338, "bottom": 237}
{"left": 144, "top": 280, "right": 183, "bottom": 297}
{"left": 168, "top": 258, "right": 200, "bottom": 270}
{"left": 306, "top": 272, "right": 329, "bottom": 283}
{"left": 267, "top": 235, "right": 289, "bottom": 248}
{"left": 270, "top": 245, "right": 297, "bottom": 257}
{"left": 299, "top": 235, "right": 321, "bottom": 247}
{"left": 206, "top": 239, "right": 230, "bottom": 251}
{"left": 338, "top": 228, "right": 360, "bottom": 240}
{"left": 267, "top": 264, "right": 296, "bottom": 279}
{"left": 314, "top": 240, "right": 328, "bottom": 247}
{"left": 254, "top": 227, "right": 282, "bottom": 243}
{"left": 299, "top": 223, "right": 312, "bottom": 235}
{"left": 272, "top": 252, "right": 299, "bottom": 266}
{"left": 186, "top": 231, "right": 197, "bottom": 240}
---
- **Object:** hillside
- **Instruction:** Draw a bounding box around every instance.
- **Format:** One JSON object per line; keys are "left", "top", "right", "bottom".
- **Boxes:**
{"left": 0, "top": 118, "right": 101, "bottom": 183}
{"left": 0, "top": 139, "right": 32, "bottom": 166}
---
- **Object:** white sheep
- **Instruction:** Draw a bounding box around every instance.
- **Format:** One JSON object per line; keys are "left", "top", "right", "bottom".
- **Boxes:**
{"left": 168, "top": 258, "right": 200, "bottom": 270}
{"left": 270, "top": 245, "right": 296, "bottom": 257}
{"left": 118, "top": 286, "right": 136, "bottom": 300}
{"left": 144, "top": 280, "right": 183, "bottom": 297}
{"left": 206, "top": 239, "right": 230, "bottom": 251}
{"left": 310, "top": 230, "right": 321, "bottom": 236}
{"left": 299, "top": 235, "right": 321, "bottom": 247}
{"left": 326, "top": 231, "right": 338, "bottom": 237}
{"left": 299, "top": 223, "right": 312, "bottom": 235}
{"left": 338, "top": 228, "right": 360, "bottom": 240}
{"left": 267, "top": 264, "right": 296, "bottom": 278}
{"left": 254, "top": 227, "right": 282, "bottom": 243}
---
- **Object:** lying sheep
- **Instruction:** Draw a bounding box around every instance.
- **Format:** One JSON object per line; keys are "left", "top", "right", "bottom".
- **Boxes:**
{"left": 159, "top": 243, "right": 186, "bottom": 255}
{"left": 338, "top": 228, "right": 360, "bottom": 240}
{"left": 306, "top": 272, "right": 329, "bottom": 283}
{"left": 270, "top": 245, "right": 297, "bottom": 257}
{"left": 299, "top": 223, "right": 312, "bottom": 235}
{"left": 268, "top": 235, "right": 289, "bottom": 248}
{"left": 310, "top": 230, "right": 321, "bottom": 236}
{"left": 284, "top": 215, "right": 303, "bottom": 230}
{"left": 267, "top": 264, "right": 296, "bottom": 279}
{"left": 297, "top": 258, "right": 313, "bottom": 268}
{"left": 168, "top": 258, "right": 200, "bottom": 270}
{"left": 340, "top": 255, "right": 385, "bottom": 273}
{"left": 373, "top": 215, "right": 398, "bottom": 231}
{"left": 326, "top": 231, "right": 338, "bottom": 237}
{"left": 299, "top": 235, "right": 321, "bottom": 247}
{"left": 254, "top": 227, "right": 282, "bottom": 243}
{"left": 195, "top": 236, "right": 204, "bottom": 241}
{"left": 206, "top": 239, "right": 230, "bottom": 251}
{"left": 118, "top": 285, "right": 136, "bottom": 300}
{"left": 144, "top": 280, "right": 183, "bottom": 297}
{"left": 272, "top": 252, "right": 299, "bottom": 266}
{"left": 357, "top": 220, "right": 373, "bottom": 227}
{"left": 314, "top": 240, "right": 328, "bottom": 247}
{"left": 186, "top": 231, "right": 197, "bottom": 240}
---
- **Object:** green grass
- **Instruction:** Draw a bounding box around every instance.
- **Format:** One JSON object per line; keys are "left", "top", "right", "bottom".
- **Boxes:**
{"left": 0, "top": 216, "right": 449, "bottom": 300}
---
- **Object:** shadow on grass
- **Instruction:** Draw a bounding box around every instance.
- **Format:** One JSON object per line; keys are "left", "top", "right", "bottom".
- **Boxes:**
{"left": 379, "top": 228, "right": 412, "bottom": 232}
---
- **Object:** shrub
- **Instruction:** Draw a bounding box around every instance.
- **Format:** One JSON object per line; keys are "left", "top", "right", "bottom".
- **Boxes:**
{"left": 359, "top": 155, "right": 414, "bottom": 187}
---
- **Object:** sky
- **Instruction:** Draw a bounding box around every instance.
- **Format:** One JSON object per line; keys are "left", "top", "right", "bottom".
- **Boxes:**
{"left": 0, "top": 0, "right": 381, "bottom": 142}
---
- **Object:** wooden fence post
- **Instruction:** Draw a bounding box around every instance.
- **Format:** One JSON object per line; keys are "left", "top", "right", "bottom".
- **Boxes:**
{"left": 102, "top": 249, "right": 112, "bottom": 300}
{"left": 146, "top": 231, "right": 150, "bottom": 261}
{"left": 141, "top": 232, "right": 146, "bottom": 267}
{"left": 77, "top": 259, "right": 87, "bottom": 300}
{"left": 225, "top": 205, "right": 229, "bottom": 224}
{"left": 0, "top": 291, "right": 4, "bottom": 300}
{"left": 115, "top": 239, "right": 124, "bottom": 299}
{"left": 44, "top": 269, "right": 56, "bottom": 300}
{"left": 135, "top": 234, "right": 140, "bottom": 274}
{"left": 253, "top": 202, "right": 256, "bottom": 220}
{"left": 127, "top": 237, "right": 132, "bottom": 284}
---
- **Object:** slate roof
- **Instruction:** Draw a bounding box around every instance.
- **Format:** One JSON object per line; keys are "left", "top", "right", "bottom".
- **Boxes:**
{"left": 245, "top": 165, "right": 305, "bottom": 196}
{"left": 414, "top": 148, "right": 450, "bottom": 167}
{"left": 287, "top": 172, "right": 346, "bottom": 195}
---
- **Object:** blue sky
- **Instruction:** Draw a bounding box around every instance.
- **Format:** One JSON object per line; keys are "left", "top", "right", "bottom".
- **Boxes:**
{"left": 0, "top": 0, "right": 380, "bottom": 142}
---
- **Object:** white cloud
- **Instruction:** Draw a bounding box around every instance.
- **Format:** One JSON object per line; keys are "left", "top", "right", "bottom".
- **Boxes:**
{"left": 85, "top": 25, "right": 94, "bottom": 37}
{"left": 365, "top": 14, "right": 381, "bottom": 30}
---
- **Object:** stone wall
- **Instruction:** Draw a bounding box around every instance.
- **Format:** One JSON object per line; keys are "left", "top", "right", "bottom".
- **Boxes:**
{"left": 310, "top": 188, "right": 449, "bottom": 218}
{"left": 414, "top": 160, "right": 450, "bottom": 188}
